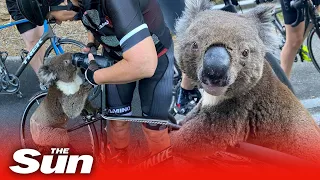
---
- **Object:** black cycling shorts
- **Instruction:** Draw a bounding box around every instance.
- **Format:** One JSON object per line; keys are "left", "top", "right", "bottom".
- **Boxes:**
{"left": 6, "top": 0, "right": 37, "bottom": 34}
{"left": 280, "top": 0, "right": 304, "bottom": 25}
{"left": 104, "top": 45, "right": 174, "bottom": 129}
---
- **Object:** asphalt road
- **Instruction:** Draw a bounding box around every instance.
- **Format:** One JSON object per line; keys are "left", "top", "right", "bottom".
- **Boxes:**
{"left": 1, "top": 51, "right": 320, "bottom": 168}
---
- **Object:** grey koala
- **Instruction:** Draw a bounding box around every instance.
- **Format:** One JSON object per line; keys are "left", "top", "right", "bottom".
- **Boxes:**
{"left": 170, "top": 0, "right": 320, "bottom": 164}
{"left": 30, "top": 53, "right": 92, "bottom": 148}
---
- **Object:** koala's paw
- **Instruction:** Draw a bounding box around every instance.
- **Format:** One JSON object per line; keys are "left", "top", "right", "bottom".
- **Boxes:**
{"left": 81, "top": 101, "right": 99, "bottom": 116}
{"left": 80, "top": 82, "right": 94, "bottom": 92}
{"left": 178, "top": 119, "right": 189, "bottom": 126}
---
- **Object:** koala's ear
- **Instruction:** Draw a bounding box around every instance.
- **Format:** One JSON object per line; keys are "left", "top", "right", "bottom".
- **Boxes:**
{"left": 243, "top": 4, "right": 275, "bottom": 24}
{"left": 38, "top": 64, "right": 57, "bottom": 87}
{"left": 175, "top": 0, "right": 214, "bottom": 37}
{"left": 242, "top": 4, "right": 281, "bottom": 53}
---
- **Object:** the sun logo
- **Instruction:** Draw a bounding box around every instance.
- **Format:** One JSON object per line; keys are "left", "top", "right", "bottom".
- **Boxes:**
{"left": 9, "top": 148, "right": 94, "bottom": 174}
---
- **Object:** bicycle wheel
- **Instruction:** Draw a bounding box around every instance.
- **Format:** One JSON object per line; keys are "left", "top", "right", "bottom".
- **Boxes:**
{"left": 265, "top": 52, "right": 295, "bottom": 94}
{"left": 173, "top": 142, "right": 318, "bottom": 171}
{"left": 44, "top": 38, "right": 86, "bottom": 58}
{"left": 20, "top": 91, "right": 99, "bottom": 156}
{"left": 169, "top": 60, "right": 182, "bottom": 116}
{"left": 307, "top": 26, "right": 320, "bottom": 74}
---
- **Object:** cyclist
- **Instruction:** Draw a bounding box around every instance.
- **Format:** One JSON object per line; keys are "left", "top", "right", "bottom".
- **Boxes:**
{"left": 5, "top": 0, "right": 62, "bottom": 75}
{"left": 17, "top": 0, "right": 174, "bottom": 166}
{"left": 157, "top": 0, "right": 201, "bottom": 115}
{"left": 279, "top": 0, "right": 320, "bottom": 78}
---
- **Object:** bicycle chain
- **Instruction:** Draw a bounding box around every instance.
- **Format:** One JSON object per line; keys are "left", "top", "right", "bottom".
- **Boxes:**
{"left": 100, "top": 114, "right": 181, "bottom": 129}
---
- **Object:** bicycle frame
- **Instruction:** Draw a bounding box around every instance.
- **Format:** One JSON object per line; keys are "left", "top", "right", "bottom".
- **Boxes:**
{"left": 0, "top": 19, "right": 64, "bottom": 77}
{"left": 272, "top": 8, "right": 286, "bottom": 38}
{"left": 270, "top": 0, "right": 320, "bottom": 63}
{"left": 305, "top": 0, "right": 320, "bottom": 37}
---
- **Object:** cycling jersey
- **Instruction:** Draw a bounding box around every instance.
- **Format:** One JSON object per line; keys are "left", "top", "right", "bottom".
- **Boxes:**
{"left": 81, "top": 0, "right": 172, "bottom": 60}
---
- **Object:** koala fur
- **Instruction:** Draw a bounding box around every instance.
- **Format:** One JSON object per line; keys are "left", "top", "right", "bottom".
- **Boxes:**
{"left": 30, "top": 53, "right": 92, "bottom": 147}
{"left": 170, "top": 0, "right": 320, "bottom": 164}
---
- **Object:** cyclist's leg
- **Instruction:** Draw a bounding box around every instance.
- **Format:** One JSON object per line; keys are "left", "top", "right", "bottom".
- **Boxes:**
{"left": 6, "top": 0, "right": 45, "bottom": 74}
{"left": 139, "top": 45, "right": 174, "bottom": 155}
{"left": 99, "top": 49, "right": 136, "bottom": 164}
{"left": 157, "top": 0, "right": 199, "bottom": 112}
{"left": 104, "top": 82, "right": 136, "bottom": 166}
{"left": 21, "top": 26, "right": 45, "bottom": 73}
{"left": 106, "top": 82, "right": 135, "bottom": 150}
{"left": 177, "top": 73, "right": 199, "bottom": 104}
{"left": 279, "top": 0, "right": 305, "bottom": 79}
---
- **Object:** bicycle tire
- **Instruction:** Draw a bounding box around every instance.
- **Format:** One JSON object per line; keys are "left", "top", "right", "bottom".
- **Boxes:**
{"left": 20, "top": 91, "right": 99, "bottom": 157}
{"left": 307, "top": 26, "right": 320, "bottom": 74}
{"left": 168, "top": 80, "right": 180, "bottom": 116}
{"left": 173, "top": 142, "right": 318, "bottom": 171}
{"left": 44, "top": 38, "right": 86, "bottom": 58}
{"left": 265, "top": 52, "right": 295, "bottom": 94}
{"left": 169, "top": 60, "right": 182, "bottom": 116}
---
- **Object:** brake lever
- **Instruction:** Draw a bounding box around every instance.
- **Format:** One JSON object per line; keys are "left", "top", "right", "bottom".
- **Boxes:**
{"left": 290, "top": 0, "right": 305, "bottom": 27}
{"left": 291, "top": 8, "right": 303, "bottom": 27}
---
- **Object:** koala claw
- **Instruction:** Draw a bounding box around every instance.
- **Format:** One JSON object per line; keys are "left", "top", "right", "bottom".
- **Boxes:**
{"left": 80, "top": 83, "right": 94, "bottom": 93}
{"left": 83, "top": 81, "right": 93, "bottom": 88}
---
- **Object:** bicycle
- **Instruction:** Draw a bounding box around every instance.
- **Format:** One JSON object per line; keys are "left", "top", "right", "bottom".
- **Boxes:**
{"left": 258, "top": 0, "right": 320, "bottom": 72}
{"left": 20, "top": 53, "right": 181, "bottom": 165}
{"left": 0, "top": 19, "right": 85, "bottom": 97}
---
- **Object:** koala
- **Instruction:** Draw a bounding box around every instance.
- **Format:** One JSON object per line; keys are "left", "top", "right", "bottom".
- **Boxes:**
{"left": 30, "top": 53, "right": 92, "bottom": 149}
{"left": 170, "top": 0, "right": 320, "bottom": 164}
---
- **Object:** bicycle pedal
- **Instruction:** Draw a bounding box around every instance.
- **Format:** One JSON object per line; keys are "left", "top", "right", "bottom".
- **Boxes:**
{"left": 0, "top": 51, "right": 8, "bottom": 62}
{"left": 16, "top": 91, "right": 23, "bottom": 98}
{"left": 20, "top": 49, "right": 29, "bottom": 61}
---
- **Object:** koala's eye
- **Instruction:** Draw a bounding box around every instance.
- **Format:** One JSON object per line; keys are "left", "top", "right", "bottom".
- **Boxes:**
{"left": 64, "top": 60, "right": 71, "bottom": 66}
{"left": 242, "top": 49, "right": 249, "bottom": 58}
{"left": 191, "top": 42, "right": 198, "bottom": 51}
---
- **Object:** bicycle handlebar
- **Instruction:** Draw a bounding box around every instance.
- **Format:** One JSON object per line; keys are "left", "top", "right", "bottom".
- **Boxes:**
{"left": 227, "top": 142, "right": 319, "bottom": 168}
{"left": 255, "top": 0, "right": 274, "bottom": 5}
{"left": 290, "top": 0, "right": 306, "bottom": 27}
{"left": 72, "top": 52, "right": 115, "bottom": 69}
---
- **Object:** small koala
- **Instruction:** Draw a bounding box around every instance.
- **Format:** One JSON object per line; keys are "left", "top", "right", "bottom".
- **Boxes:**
{"left": 170, "top": 0, "right": 320, "bottom": 164}
{"left": 30, "top": 53, "right": 92, "bottom": 149}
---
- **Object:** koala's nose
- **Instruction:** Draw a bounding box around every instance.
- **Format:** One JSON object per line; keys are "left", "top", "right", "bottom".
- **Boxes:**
{"left": 202, "top": 46, "right": 230, "bottom": 86}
